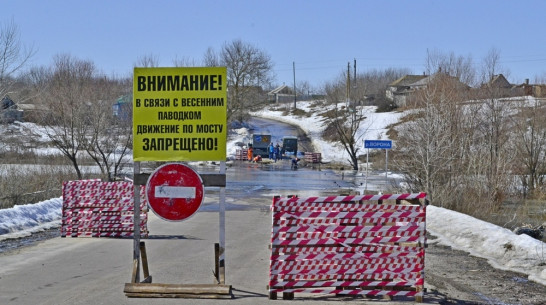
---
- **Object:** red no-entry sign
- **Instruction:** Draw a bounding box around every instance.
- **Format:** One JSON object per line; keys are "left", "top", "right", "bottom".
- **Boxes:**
{"left": 145, "top": 163, "right": 204, "bottom": 221}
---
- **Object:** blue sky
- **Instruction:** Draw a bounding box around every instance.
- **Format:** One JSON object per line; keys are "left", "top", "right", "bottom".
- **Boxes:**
{"left": 4, "top": 0, "right": 546, "bottom": 90}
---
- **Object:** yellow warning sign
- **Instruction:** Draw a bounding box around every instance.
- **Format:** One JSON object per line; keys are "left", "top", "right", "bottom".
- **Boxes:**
{"left": 133, "top": 67, "right": 227, "bottom": 161}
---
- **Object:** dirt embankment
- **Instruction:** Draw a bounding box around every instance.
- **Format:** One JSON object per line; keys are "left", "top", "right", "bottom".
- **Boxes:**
{"left": 293, "top": 124, "right": 316, "bottom": 153}
{"left": 425, "top": 233, "right": 546, "bottom": 305}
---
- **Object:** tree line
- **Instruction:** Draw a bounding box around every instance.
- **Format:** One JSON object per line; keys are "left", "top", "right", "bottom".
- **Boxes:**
{"left": 1, "top": 21, "right": 276, "bottom": 183}
{"left": 396, "top": 50, "right": 545, "bottom": 214}
{"left": 319, "top": 49, "right": 546, "bottom": 214}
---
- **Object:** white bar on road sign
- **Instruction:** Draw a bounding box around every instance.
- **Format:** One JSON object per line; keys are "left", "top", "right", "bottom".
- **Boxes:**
{"left": 154, "top": 186, "right": 196, "bottom": 198}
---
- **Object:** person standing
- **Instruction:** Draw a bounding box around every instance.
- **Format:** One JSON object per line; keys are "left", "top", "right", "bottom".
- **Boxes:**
{"left": 247, "top": 145, "right": 253, "bottom": 162}
{"left": 273, "top": 143, "right": 280, "bottom": 162}
{"left": 268, "top": 142, "right": 274, "bottom": 160}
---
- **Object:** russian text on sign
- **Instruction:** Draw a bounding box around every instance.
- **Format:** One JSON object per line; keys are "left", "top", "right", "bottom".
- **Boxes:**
{"left": 178, "top": 98, "right": 224, "bottom": 107}
{"left": 137, "top": 124, "right": 180, "bottom": 135}
{"left": 137, "top": 74, "right": 223, "bottom": 91}
{"left": 142, "top": 137, "right": 218, "bottom": 152}
{"left": 157, "top": 111, "right": 201, "bottom": 121}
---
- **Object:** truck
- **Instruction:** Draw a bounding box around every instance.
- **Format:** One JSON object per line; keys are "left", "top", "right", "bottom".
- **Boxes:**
{"left": 249, "top": 134, "right": 271, "bottom": 158}
{"left": 282, "top": 136, "right": 298, "bottom": 158}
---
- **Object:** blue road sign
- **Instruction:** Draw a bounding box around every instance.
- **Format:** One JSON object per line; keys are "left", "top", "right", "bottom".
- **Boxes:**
{"left": 364, "top": 140, "right": 392, "bottom": 149}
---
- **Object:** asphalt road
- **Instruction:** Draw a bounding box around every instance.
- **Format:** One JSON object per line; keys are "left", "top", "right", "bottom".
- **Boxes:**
{"left": 1, "top": 168, "right": 546, "bottom": 305}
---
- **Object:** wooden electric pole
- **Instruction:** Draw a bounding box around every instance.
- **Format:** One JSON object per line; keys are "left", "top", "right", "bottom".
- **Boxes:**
{"left": 293, "top": 61, "right": 297, "bottom": 109}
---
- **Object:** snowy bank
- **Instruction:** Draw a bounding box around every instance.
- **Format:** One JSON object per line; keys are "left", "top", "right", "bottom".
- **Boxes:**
{"left": 427, "top": 205, "right": 546, "bottom": 286}
{"left": 0, "top": 198, "right": 62, "bottom": 241}
{"left": 251, "top": 102, "right": 406, "bottom": 163}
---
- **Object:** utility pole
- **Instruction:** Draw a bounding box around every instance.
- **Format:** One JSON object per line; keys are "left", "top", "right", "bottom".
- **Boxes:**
{"left": 346, "top": 62, "right": 350, "bottom": 106}
{"left": 293, "top": 61, "right": 297, "bottom": 109}
{"left": 353, "top": 58, "right": 357, "bottom": 94}
{"left": 353, "top": 58, "right": 357, "bottom": 111}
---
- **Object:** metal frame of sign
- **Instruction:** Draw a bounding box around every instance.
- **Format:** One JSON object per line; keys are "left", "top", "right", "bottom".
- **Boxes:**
{"left": 364, "top": 140, "right": 393, "bottom": 192}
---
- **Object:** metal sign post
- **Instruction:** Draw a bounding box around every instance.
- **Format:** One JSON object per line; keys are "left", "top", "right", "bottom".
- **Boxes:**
{"left": 218, "top": 161, "right": 226, "bottom": 284}
{"left": 365, "top": 147, "right": 369, "bottom": 192}
{"left": 385, "top": 149, "right": 389, "bottom": 188}
{"left": 364, "top": 140, "right": 393, "bottom": 192}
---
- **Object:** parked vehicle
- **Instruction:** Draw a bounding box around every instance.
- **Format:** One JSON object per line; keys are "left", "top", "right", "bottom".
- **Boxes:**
{"left": 249, "top": 134, "right": 271, "bottom": 158}
{"left": 282, "top": 136, "right": 298, "bottom": 158}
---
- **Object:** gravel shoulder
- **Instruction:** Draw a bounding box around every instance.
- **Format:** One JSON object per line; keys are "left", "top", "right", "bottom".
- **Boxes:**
{"left": 425, "top": 233, "right": 546, "bottom": 305}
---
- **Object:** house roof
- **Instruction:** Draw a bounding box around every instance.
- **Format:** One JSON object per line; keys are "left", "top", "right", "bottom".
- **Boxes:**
{"left": 486, "top": 74, "right": 512, "bottom": 88}
{"left": 411, "top": 73, "right": 470, "bottom": 90}
{"left": 16, "top": 103, "right": 48, "bottom": 111}
{"left": 389, "top": 75, "right": 428, "bottom": 87}
{"left": 268, "top": 84, "right": 294, "bottom": 95}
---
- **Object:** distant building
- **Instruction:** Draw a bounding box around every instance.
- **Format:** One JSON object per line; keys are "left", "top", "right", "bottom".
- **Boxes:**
{"left": 476, "top": 74, "right": 546, "bottom": 98}
{"left": 268, "top": 84, "right": 295, "bottom": 103}
{"left": 479, "top": 74, "right": 523, "bottom": 98}
{"left": 112, "top": 95, "right": 132, "bottom": 121}
{"left": 1, "top": 95, "right": 22, "bottom": 123}
{"left": 520, "top": 81, "right": 546, "bottom": 98}
{"left": 386, "top": 73, "right": 546, "bottom": 108}
{"left": 386, "top": 73, "right": 473, "bottom": 107}
{"left": 487, "top": 74, "right": 512, "bottom": 89}
{"left": 16, "top": 103, "right": 43, "bottom": 123}
{"left": 385, "top": 75, "right": 428, "bottom": 107}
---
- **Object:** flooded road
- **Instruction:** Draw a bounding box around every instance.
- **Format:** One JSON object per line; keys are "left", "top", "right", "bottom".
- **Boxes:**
{"left": 200, "top": 116, "right": 400, "bottom": 211}
{"left": 247, "top": 117, "right": 297, "bottom": 144}
{"left": 217, "top": 116, "right": 398, "bottom": 202}
{"left": 225, "top": 161, "right": 354, "bottom": 199}
{"left": 248, "top": 117, "right": 316, "bottom": 153}
{"left": 223, "top": 116, "right": 357, "bottom": 200}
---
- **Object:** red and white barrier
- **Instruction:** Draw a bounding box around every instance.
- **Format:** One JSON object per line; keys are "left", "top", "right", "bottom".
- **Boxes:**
{"left": 269, "top": 193, "right": 427, "bottom": 301}
{"left": 61, "top": 180, "right": 148, "bottom": 238}
{"left": 303, "top": 152, "right": 321, "bottom": 164}
{"left": 235, "top": 148, "right": 248, "bottom": 161}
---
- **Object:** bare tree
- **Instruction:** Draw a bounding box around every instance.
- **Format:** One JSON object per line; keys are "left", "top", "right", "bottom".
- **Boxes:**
{"left": 35, "top": 54, "right": 96, "bottom": 179}
{"left": 217, "top": 39, "right": 273, "bottom": 123}
{"left": 202, "top": 47, "right": 220, "bottom": 67}
{"left": 321, "top": 67, "right": 409, "bottom": 170}
{"left": 396, "top": 49, "right": 516, "bottom": 210}
{"left": 84, "top": 76, "right": 133, "bottom": 181}
{"left": 172, "top": 55, "right": 197, "bottom": 67}
{"left": 425, "top": 49, "right": 476, "bottom": 86}
{"left": 0, "top": 19, "right": 35, "bottom": 100}
{"left": 356, "top": 68, "right": 411, "bottom": 111}
{"left": 474, "top": 49, "right": 515, "bottom": 205}
{"left": 394, "top": 73, "right": 468, "bottom": 205}
{"left": 33, "top": 55, "right": 133, "bottom": 180}
{"left": 479, "top": 47, "right": 512, "bottom": 83}
{"left": 134, "top": 53, "right": 159, "bottom": 68}
{"left": 323, "top": 71, "right": 370, "bottom": 170}
{"left": 512, "top": 98, "right": 546, "bottom": 197}
{"left": 296, "top": 80, "right": 311, "bottom": 97}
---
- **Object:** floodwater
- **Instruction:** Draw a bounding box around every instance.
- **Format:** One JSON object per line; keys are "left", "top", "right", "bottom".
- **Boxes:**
{"left": 199, "top": 116, "right": 399, "bottom": 207}
{"left": 247, "top": 117, "right": 298, "bottom": 145}
{"left": 225, "top": 161, "right": 355, "bottom": 199}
